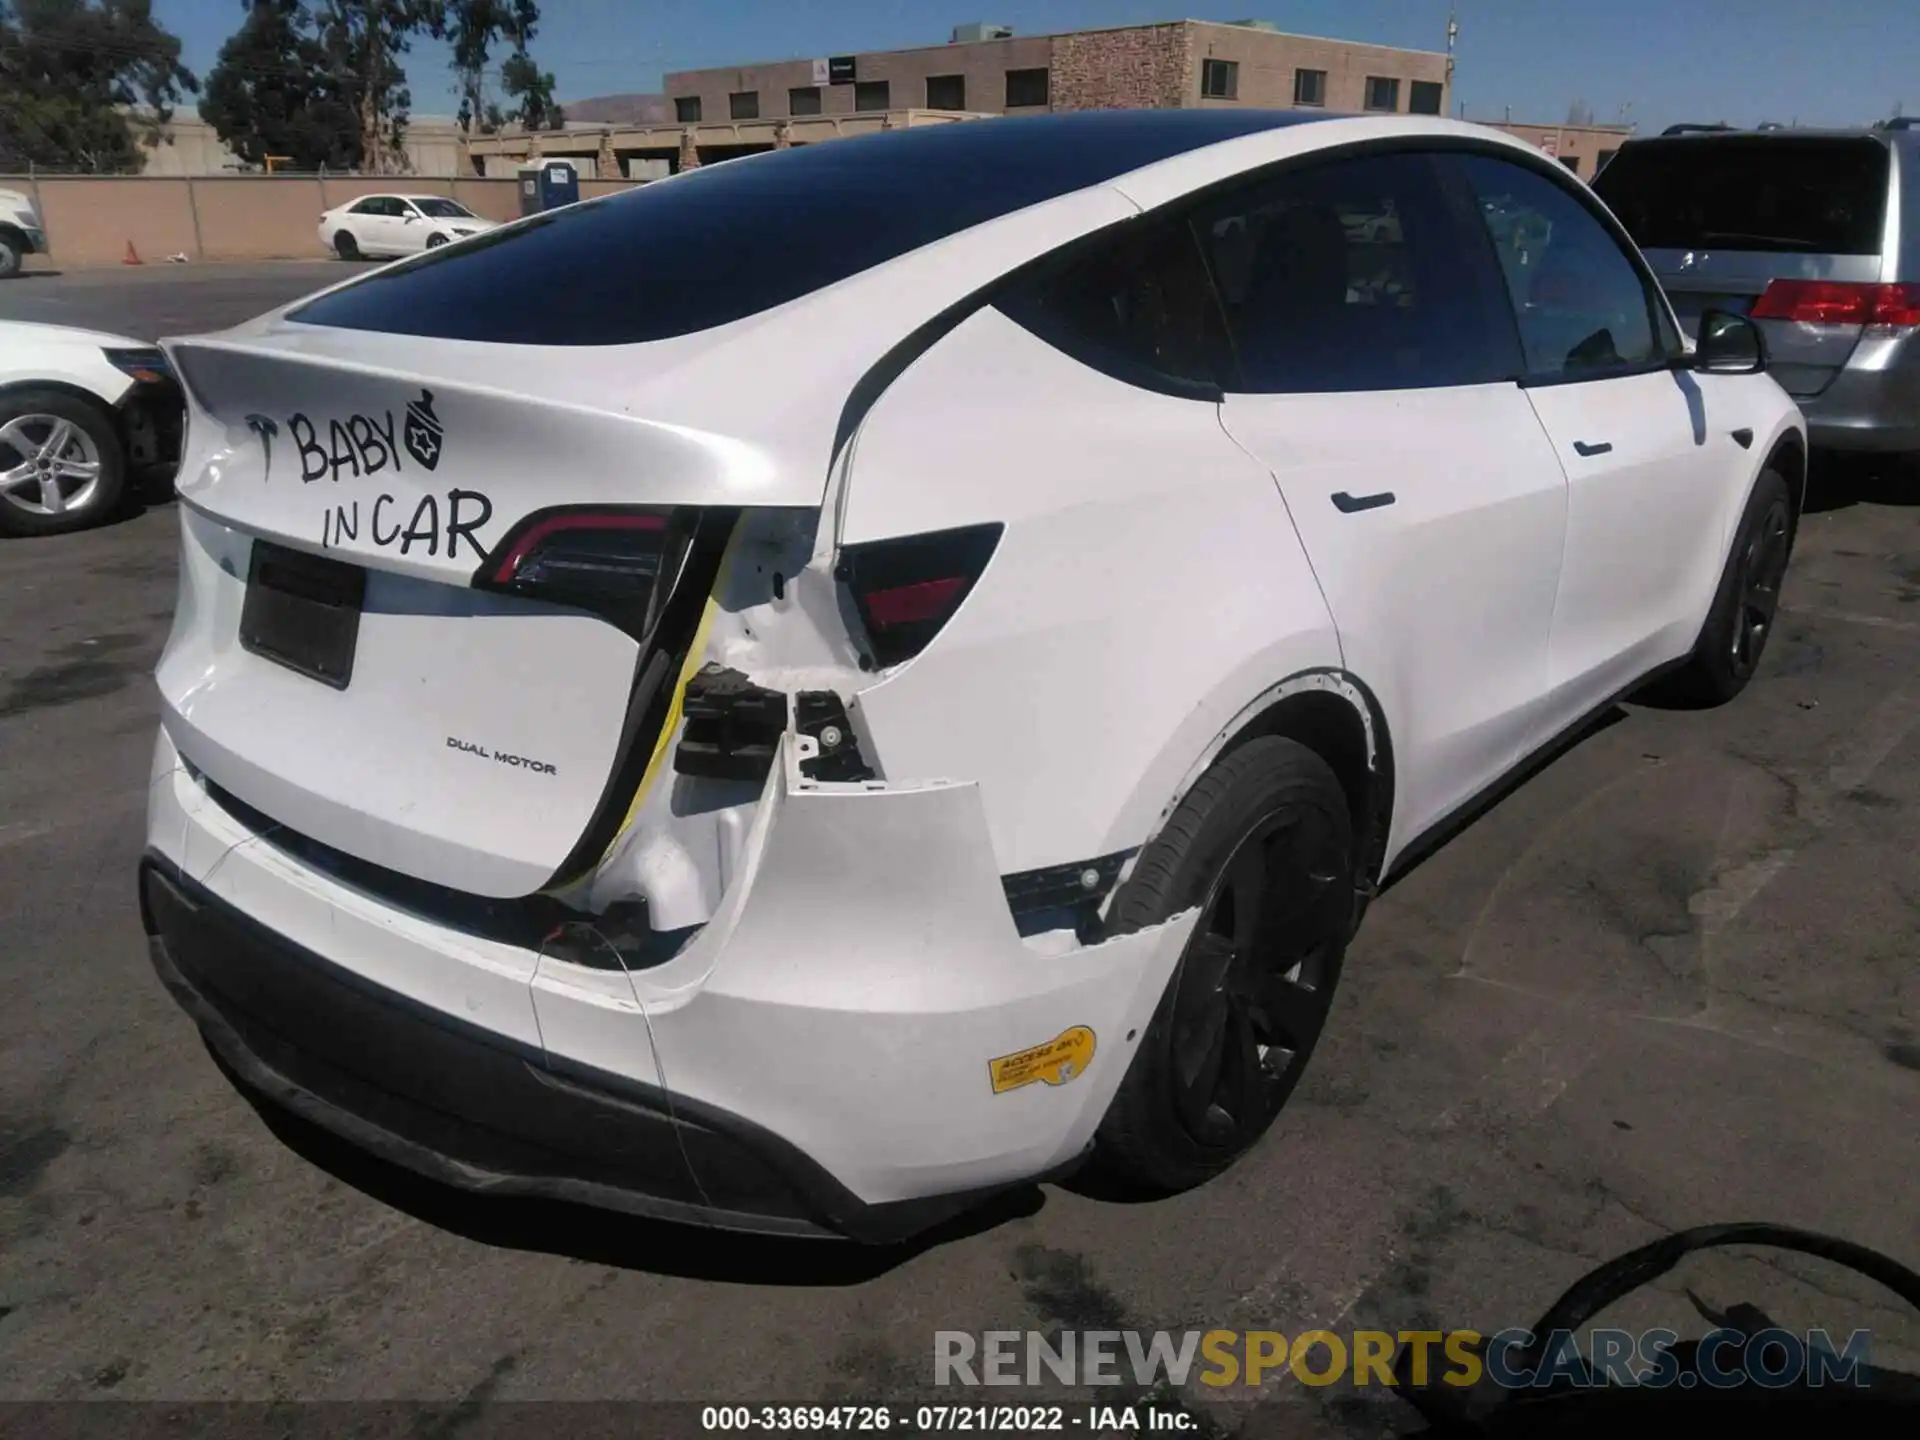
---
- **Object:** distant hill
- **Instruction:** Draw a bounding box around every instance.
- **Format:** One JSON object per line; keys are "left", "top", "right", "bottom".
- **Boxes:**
{"left": 564, "top": 93, "right": 671, "bottom": 125}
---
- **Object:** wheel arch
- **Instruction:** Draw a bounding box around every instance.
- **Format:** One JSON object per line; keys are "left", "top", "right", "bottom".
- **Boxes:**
{"left": 1140, "top": 668, "right": 1397, "bottom": 898}
{"left": 0, "top": 378, "right": 123, "bottom": 420}
{"left": 1765, "top": 426, "right": 1807, "bottom": 522}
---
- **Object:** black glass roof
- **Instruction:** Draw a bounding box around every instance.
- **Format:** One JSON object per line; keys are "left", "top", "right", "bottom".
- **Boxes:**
{"left": 290, "top": 110, "right": 1332, "bottom": 346}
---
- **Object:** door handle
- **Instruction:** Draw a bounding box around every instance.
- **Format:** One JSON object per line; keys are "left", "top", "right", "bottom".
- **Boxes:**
{"left": 1572, "top": 440, "right": 1613, "bottom": 457}
{"left": 1331, "top": 490, "right": 1396, "bottom": 514}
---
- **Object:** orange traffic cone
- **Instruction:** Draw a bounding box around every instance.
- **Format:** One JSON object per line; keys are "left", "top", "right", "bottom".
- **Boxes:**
{"left": 123, "top": 241, "right": 142, "bottom": 265}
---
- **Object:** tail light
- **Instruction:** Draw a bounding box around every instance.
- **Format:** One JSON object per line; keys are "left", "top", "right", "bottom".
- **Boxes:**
{"left": 1750, "top": 280, "right": 1920, "bottom": 328}
{"left": 836, "top": 523, "right": 1002, "bottom": 669}
{"left": 473, "top": 505, "right": 696, "bottom": 639}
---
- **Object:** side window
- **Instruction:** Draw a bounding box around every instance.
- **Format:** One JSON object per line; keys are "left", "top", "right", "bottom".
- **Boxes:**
{"left": 350, "top": 198, "right": 385, "bottom": 216}
{"left": 1189, "top": 151, "right": 1521, "bottom": 393}
{"left": 1453, "top": 153, "right": 1668, "bottom": 380}
{"left": 996, "top": 216, "right": 1230, "bottom": 395}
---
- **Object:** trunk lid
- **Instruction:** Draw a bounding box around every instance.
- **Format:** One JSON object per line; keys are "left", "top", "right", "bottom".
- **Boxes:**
{"left": 157, "top": 337, "right": 760, "bottom": 898}
{"left": 1593, "top": 134, "right": 1892, "bottom": 398}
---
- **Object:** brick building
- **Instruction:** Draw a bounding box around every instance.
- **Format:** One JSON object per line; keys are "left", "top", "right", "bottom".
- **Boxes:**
{"left": 661, "top": 18, "right": 1451, "bottom": 125}
{"left": 465, "top": 19, "right": 1638, "bottom": 180}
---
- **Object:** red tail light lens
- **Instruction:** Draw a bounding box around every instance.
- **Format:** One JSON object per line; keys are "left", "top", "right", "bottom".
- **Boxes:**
{"left": 837, "top": 523, "right": 1002, "bottom": 668}
{"left": 473, "top": 505, "right": 692, "bottom": 638}
{"left": 1750, "top": 280, "right": 1920, "bottom": 327}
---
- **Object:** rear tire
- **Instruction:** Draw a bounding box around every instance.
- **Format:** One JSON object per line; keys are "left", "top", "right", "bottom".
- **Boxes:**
{"left": 1661, "top": 467, "right": 1794, "bottom": 706}
{"left": 0, "top": 231, "right": 23, "bottom": 279}
{"left": 333, "top": 230, "right": 360, "bottom": 260}
{"left": 1094, "top": 736, "right": 1354, "bottom": 1195}
{"left": 0, "top": 389, "right": 127, "bottom": 538}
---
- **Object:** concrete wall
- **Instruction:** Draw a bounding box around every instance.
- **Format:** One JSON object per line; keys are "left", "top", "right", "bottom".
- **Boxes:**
{"left": 135, "top": 111, "right": 472, "bottom": 178}
{"left": 3, "top": 175, "right": 640, "bottom": 267}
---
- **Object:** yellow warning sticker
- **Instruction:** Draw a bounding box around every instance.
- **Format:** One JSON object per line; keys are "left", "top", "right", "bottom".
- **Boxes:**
{"left": 989, "top": 1027, "right": 1097, "bottom": 1095}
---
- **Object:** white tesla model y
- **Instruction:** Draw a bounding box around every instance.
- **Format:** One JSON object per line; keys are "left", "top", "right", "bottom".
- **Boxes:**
{"left": 143, "top": 111, "right": 1804, "bottom": 1242}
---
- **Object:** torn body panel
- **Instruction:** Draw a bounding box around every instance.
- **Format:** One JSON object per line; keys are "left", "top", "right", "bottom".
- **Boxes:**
{"left": 834, "top": 304, "right": 1345, "bottom": 878}
{"left": 535, "top": 734, "right": 1199, "bottom": 1206}
{"left": 148, "top": 723, "right": 1196, "bottom": 1217}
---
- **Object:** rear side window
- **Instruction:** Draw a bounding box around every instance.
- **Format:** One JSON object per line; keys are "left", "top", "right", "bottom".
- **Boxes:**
{"left": 1593, "top": 137, "right": 1890, "bottom": 254}
{"left": 289, "top": 110, "right": 1321, "bottom": 346}
{"left": 996, "top": 218, "right": 1230, "bottom": 395}
{"left": 1456, "top": 152, "right": 1667, "bottom": 380}
{"left": 1189, "top": 151, "right": 1522, "bottom": 393}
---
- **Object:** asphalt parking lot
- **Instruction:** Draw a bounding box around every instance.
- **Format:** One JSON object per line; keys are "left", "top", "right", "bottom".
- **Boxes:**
{"left": 3, "top": 268, "right": 1919, "bottom": 1434}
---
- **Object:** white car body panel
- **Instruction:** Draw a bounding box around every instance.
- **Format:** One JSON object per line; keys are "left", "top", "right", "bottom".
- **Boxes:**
{"left": 1521, "top": 371, "right": 1785, "bottom": 735}
{"left": 1218, "top": 383, "right": 1570, "bottom": 860}
{"left": 0, "top": 319, "right": 141, "bottom": 404}
{"left": 841, "top": 303, "right": 1342, "bottom": 874}
{"left": 150, "top": 726, "right": 1197, "bottom": 1205}
{"left": 140, "top": 111, "right": 1809, "bottom": 1234}
{"left": 159, "top": 505, "right": 639, "bottom": 896}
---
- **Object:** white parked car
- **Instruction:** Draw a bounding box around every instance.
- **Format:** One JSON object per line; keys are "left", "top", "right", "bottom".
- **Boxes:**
{"left": 0, "top": 187, "right": 49, "bottom": 278}
{"left": 0, "top": 320, "right": 182, "bottom": 535}
{"left": 144, "top": 112, "right": 1803, "bottom": 1241}
{"left": 317, "top": 193, "right": 498, "bottom": 260}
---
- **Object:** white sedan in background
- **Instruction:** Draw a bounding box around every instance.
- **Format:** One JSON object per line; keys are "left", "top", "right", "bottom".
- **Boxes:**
{"left": 318, "top": 194, "right": 499, "bottom": 261}
{"left": 0, "top": 321, "right": 182, "bottom": 536}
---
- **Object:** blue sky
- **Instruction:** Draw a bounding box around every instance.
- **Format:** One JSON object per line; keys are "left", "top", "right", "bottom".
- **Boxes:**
{"left": 154, "top": 1, "right": 1919, "bottom": 134}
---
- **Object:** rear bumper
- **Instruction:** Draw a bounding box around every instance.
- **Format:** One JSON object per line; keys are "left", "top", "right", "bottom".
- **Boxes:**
{"left": 143, "top": 858, "right": 974, "bottom": 1241}
{"left": 1799, "top": 332, "right": 1920, "bottom": 454}
{"left": 142, "top": 728, "right": 1194, "bottom": 1239}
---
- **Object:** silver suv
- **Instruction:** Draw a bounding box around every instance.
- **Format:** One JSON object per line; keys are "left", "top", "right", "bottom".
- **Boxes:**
{"left": 1593, "top": 121, "right": 1920, "bottom": 457}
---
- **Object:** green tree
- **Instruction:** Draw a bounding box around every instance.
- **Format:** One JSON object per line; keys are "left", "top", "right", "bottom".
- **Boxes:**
{"left": 500, "top": 37, "right": 559, "bottom": 131}
{"left": 447, "top": 0, "right": 557, "bottom": 134}
{"left": 314, "top": 0, "right": 441, "bottom": 174}
{"left": 199, "top": 1, "right": 359, "bottom": 170}
{"left": 0, "top": 0, "right": 198, "bottom": 172}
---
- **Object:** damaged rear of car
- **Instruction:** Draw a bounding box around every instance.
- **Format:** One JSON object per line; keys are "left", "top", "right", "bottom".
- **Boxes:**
{"left": 143, "top": 111, "right": 1394, "bottom": 1239}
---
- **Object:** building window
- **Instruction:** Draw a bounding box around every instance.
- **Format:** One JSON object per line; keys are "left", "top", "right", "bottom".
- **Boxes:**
{"left": 1293, "top": 68, "right": 1326, "bottom": 106}
{"left": 926, "top": 73, "right": 966, "bottom": 110}
{"left": 1595, "top": 148, "right": 1617, "bottom": 172}
{"left": 1561, "top": 155, "right": 1582, "bottom": 175}
{"left": 1201, "top": 59, "right": 1239, "bottom": 100}
{"left": 674, "top": 95, "right": 702, "bottom": 123}
{"left": 854, "top": 79, "right": 890, "bottom": 111}
{"left": 1363, "top": 76, "right": 1400, "bottom": 112}
{"left": 1409, "top": 80, "right": 1444, "bottom": 115}
{"left": 1006, "top": 67, "right": 1049, "bottom": 108}
{"left": 729, "top": 91, "right": 759, "bottom": 120}
{"left": 788, "top": 86, "right": 821, "bottom": 116}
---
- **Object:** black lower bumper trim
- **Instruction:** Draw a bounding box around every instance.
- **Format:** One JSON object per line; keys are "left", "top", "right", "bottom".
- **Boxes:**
{"left": 139, "top": 855, "right": 1033, "bottom": 1244}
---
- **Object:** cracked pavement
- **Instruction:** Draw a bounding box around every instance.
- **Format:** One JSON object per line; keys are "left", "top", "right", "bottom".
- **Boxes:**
{"left": 2, "top": 269, "right": 1918, "bottom": 1435}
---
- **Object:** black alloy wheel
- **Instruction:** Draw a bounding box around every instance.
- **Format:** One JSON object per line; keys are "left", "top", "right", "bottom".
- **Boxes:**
{"left": 1095, "top": 735, "right": 1356, "bottom": 1194}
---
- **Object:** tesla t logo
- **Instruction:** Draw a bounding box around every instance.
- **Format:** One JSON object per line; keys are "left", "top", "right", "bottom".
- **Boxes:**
{"left": 1679, "top": 251, "right": 1698, "bottom": 271}
{"left": 404, "top": 389, "right": 444, "bottom": 471}
{"left": 245, "top": 413, "right": 278, "bottom": 481}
